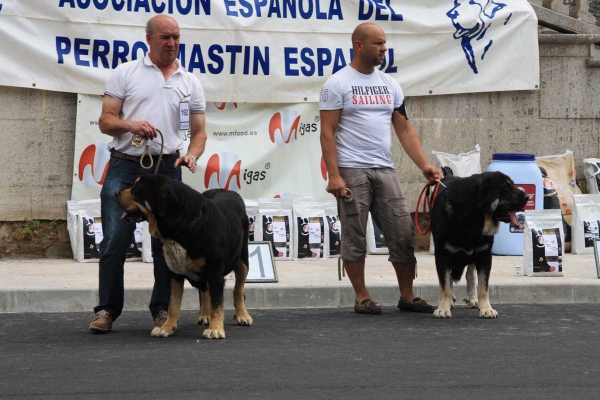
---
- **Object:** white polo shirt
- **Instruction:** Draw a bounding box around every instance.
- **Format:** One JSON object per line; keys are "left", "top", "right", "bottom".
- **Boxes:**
{"left": 319, "top": 66, "right": 404, "bottom": 169}
{"left": 104, "top": 54, "right": 206, "bottom": 156}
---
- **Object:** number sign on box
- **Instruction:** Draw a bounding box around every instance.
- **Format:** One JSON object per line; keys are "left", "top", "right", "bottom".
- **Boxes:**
{"left": 247, "top": 241, "right": 278, "bottom": 283}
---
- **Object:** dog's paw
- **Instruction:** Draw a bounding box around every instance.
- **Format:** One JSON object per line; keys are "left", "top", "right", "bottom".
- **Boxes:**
{"left": 150, "top": 324, "right": 176, "bottom": 338}
{"left": 202, "top": 328, "right": 226, "bottom": 339}
{"left": 433, "top": 308, "right": 452, "bottom": 318}
{"left": 479, "top": 308, "right": 498, "bottom": 319}
{"left": 151, "top": 326, "right": 161, "bottom": 337}
{"left": 197, "top": 315, "right": 210, "bottom": 326}
{"left": 233, "top": 313, "right": 253, "bottom": 326}
{"left": 452, "top": 294, "right": 457, "bottom": 304}
{"left": 463, "top": 298, "right": 479, "bottom": 309}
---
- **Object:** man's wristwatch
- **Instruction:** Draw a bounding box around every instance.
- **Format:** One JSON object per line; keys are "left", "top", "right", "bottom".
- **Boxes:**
{"left": 188, "top": 155, "right": 197, "bottom": 165}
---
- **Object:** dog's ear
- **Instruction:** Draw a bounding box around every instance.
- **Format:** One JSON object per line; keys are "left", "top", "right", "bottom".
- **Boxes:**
{"left": 156, "top": 185, "right": 177, "bottom": 219}
{"left": 473, "top": 174, "right": 502, "bottom": 212}
{"left": 471, "top": 177, "right": 488, "bottom": 209}
{"left": 442, "top": 166, "right": 454, "bottom": 177}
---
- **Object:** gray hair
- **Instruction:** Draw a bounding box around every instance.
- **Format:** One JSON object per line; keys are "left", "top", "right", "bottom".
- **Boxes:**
{"left": 145, "top": 18, "right": 155, "bottom": 36}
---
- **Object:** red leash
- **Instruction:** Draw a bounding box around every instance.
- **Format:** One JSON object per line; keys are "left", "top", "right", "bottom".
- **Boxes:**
{"left": 415, "top": 181, "right": 442, "bottom": 235}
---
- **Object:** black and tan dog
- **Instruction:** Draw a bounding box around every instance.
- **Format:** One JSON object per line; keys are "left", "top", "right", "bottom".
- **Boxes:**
{"left": 430, "top": 171, "right": 529, "bottom": 318}
{"left": 116, "top": 174, "right": 252, "bottom": 339}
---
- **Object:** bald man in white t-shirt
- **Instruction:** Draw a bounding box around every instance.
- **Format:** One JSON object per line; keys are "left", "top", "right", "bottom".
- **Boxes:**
{"left": 320, "top": 23, "right": 441, "bottom": 315}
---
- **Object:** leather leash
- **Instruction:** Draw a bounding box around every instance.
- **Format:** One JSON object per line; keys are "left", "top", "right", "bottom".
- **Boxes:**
{"left": 328, "top": 187, "right": 354, "bottom": 281}
{"left": 132, "top": 129, "right": 165, "bottom": 175}
{"left": 415, "top": 180, "right": 443, "bottom": 235}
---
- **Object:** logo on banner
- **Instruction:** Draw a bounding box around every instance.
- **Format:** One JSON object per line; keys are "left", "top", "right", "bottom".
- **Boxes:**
{"left": 204, "top": 152, "right": 242, "bottom": 191}
{"left": 207, "top": 102, "right": 238, "bottom": 112}
{"left": 446, "top": 0, "right": 509, "bottom": 74}
{"left": 269, "top": 110, "right": 301, "bottom": 147}
{"left": 78, "top": 144, "right": 110, "bottom": 187}
{"left": 321, "top": 157, "right": 328, "bottom": 181}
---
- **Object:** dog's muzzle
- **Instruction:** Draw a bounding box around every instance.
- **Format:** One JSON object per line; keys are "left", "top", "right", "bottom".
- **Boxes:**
{"left": 115, "top": 190, "right": 146, "bottom": 222}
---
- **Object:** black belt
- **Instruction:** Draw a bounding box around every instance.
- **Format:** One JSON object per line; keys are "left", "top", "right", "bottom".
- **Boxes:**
{"left": 110, "top": 149, "right": 179, "bottom": 162}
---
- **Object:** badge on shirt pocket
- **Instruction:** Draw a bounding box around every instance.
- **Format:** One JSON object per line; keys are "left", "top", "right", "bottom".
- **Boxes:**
{"left": 179, "top": 102, "right": 190, "bottom": 130}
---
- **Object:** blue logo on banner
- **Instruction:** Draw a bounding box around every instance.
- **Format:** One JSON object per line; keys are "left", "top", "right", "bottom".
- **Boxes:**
{"left": 446, "top": 0, "right": 511, "bottom": 74}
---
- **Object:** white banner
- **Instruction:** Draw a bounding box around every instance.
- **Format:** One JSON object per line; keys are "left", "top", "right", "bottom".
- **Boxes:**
{"left": 1, "top": 1, "right": 539, "bottom": 101}
{"left": 73, "top": 94, "right": 327, "bottom": 200}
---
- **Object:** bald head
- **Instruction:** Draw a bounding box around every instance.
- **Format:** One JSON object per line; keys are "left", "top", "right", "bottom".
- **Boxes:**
{"left": 146, "top": 15, "right": 180, "bottom": 68}
{"left": 349, "top": 23, "right": 387, "bottom": 72}
{"left": 146, "top": 15, "right": 179, "bottom": 37}
{"left": 351, "top": 23, "right": 384, "bottom": 48}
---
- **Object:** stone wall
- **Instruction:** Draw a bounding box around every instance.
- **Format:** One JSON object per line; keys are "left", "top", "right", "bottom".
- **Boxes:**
{"left": 591, "top": 1, "right": 600, "bottom": 17}
{"left": 563, "top": 0, "right": 600, "bottom": 18}
{"left": 0, "top": 88, "right": 76, "bottom": 221}
{"left": 530, "top": 1, "right": 600, "bottom": 33}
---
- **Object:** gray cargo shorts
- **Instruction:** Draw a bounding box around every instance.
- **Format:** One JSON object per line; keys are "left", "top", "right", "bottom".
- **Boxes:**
{"left": 338, "top": 167, "right": 416, "bottom": 265}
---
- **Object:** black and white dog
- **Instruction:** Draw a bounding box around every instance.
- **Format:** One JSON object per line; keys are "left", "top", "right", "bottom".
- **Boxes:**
{"left": 430, "top": 172, "right": 529, "bottom": 318}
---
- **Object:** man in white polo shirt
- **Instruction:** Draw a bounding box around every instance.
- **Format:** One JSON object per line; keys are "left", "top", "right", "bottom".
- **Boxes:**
{"left": 89, "top": 15, "right": 207, "bottom": 333}
{"left": 320, "top": 22, "right": 441, "bottom": 315}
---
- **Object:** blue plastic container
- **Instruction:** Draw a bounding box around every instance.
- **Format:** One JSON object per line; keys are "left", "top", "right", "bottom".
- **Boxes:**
{"left": 486, "top": 153, "right": 543, "bottom": 255}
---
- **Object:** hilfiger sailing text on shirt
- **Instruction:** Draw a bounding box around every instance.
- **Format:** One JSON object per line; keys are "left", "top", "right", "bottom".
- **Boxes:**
{"left": 351, "top": 86, "right": 392, "bottom": 105}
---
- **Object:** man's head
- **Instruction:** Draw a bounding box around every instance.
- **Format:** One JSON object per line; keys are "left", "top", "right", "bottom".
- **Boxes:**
{"left": 146, "top": 15, "right": 180, "bottom": 67}
{"left": 351, "top": 23, "right": 387, "bottom": 69}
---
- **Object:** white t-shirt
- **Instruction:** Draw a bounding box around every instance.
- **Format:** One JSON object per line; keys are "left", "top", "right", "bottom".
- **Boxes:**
{"left": 104, "top": 54, "right": 206, "bottom": 156}
{"left": 319, "top": 66, "right": 405, "bottom": 169}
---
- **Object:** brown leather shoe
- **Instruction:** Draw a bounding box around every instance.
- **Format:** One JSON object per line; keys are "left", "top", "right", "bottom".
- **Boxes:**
{"left": 154, "top": 310, "right": 168, "bottom": 328}
{"left": 354, "top": 299, "right": 382, "bottom": 315}
{"left": 397, "top": 297, "right": 436, "bottom": 313}
{"left": 89, "top": 310, "right": 113, "bottom": 333}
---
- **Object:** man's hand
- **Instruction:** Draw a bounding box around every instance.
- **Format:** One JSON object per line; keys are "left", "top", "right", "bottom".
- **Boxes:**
{"left": 327, "top": 175, "right": 347, "bottom": 198}
{"left": 422, "top": 164, "right": 443, "bottom": 184}
{"left": 128, "top": 121, "right": 157, "bottom": 139}
{"left": 175, "top": 155, "right": 197, "bottom": 173}
{"left": 99, "top": 95, "right": 159, "bottom": 139}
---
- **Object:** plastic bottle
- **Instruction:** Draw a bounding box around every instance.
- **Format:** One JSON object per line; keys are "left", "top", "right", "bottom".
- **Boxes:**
{"left": 486, "top": 153, "right": 543, "bottom": 255}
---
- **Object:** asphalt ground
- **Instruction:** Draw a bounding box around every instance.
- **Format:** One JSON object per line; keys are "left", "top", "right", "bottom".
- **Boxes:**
{"left": 1, "top": 305, "right": 599, "bottom": 399}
